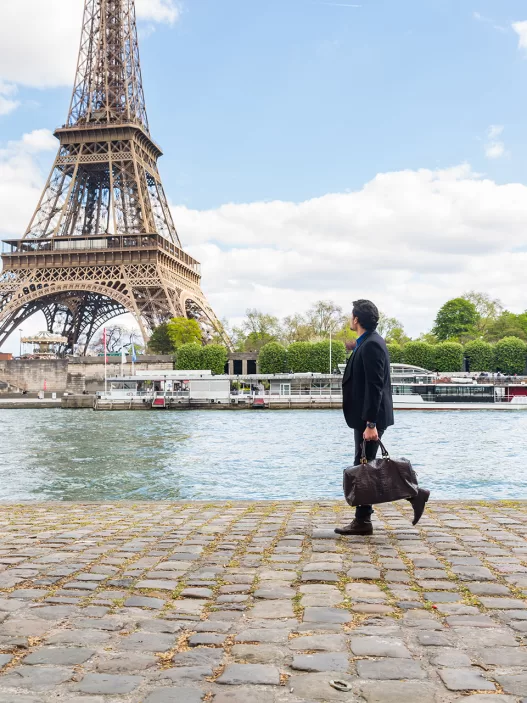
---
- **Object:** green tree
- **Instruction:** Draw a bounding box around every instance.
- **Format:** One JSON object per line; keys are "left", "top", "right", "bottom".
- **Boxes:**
{"left": 281, "top": 315, "right": 313, "bottom": 344}
{"left": 486, "top": 312, "right": 527, "bottom": 343}
{"left": 147, "top": 323, "right": 174, "bottom": 354}
{"left": 176, "top": 343, "right": 202, "bottom": 370}
{"left": 167, "top": 318, "right": 202, "bottom": 348}
{"left": 494, "top": 336, "right": 527, "bottom": 375}
{"left": 434, "top": 342, "right": 464, "bottom": 373}
{"left": 433, "top": 298, "right": 480, "bottom": 341}
{"left": 309, "top": 340, "right": 346, "bottom": 373}
{"left": 306, "top": 300, "right": 346, "bottom": 337}
{"left": 464, "top": 340, "right": 494, "bottom": 372}
{"left": 387, "top": 326, "right": 411, "bottom": 345}
{"left": 386, "top": 343, "right": 404, "bottom": 363}
{"left": 462, "top": 291, "right": 503, "bottom": 337}
{"left": 259, "top": 342, "right": 287, "bottom": 374}
{"left": 403, "top": 341, "right": 436, "bottom": 370}
{"left": 377, "top": 313, "right": 408, "bottom": 344}
{"left": 417, "top": 332, "right": 439, "bottom": 345}
{"left": 201, "top": 345, "right": 228, "bottom": 375}
{"left": 237, "top": 309, "right": 282, "bottom": 352}
{"left": 287, "top": 342, "right": 313, "bottom": 373}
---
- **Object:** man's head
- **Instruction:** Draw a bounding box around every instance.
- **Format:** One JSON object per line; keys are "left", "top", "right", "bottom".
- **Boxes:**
{"left": 351, "top": 299, "right": 379, "bottom": 334}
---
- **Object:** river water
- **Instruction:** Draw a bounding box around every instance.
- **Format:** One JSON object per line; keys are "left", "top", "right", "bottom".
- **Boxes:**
{"left": 0, "top": 409, "right": 525, "bottom": 502}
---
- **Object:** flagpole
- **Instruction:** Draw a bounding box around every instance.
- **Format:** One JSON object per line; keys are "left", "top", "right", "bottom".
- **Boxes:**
{"left": 103, "top": 328, "right": 108, "bottom": 394}
{"left": 121, "top": 346, "right": 125, "bottom": 378}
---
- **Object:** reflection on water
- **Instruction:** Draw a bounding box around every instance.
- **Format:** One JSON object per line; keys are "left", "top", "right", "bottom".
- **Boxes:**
{"left": 0, "top": 408, "right": 526, "bottom": 501}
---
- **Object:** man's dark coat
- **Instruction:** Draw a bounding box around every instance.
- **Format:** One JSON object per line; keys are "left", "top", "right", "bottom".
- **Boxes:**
{"left": 342, "top": 331, "right": 394, "bottom": 430}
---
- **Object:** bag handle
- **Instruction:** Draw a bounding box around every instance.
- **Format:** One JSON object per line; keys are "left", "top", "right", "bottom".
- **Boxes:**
{"left": 361, "top": 439, "right": 390, "bottom": 464}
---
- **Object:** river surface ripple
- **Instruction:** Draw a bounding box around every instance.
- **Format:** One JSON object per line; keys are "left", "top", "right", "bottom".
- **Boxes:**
{"left": 0, "top": 408, "right": 525, "bottom": 502}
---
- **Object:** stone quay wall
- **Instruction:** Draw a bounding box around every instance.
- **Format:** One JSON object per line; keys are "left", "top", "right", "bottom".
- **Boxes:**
{"left": 0, "top": 356, "right": 174, "bottom": 394}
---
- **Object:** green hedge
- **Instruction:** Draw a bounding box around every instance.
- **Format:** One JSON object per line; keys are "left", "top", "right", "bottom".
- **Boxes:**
{"left": 386, "top": 343, "right": 404, "bottom": 364}
{"left": 259, "top": 342, "right": 287, "bottom": 374}
{"left": 287, "top": 342, "right": 312, "bottom": 373}
{"left": 494, "top": 336, "right": 527, "bottom": 375}
{"left": 201, "top": 345, "right": 228, "bottom": 375}
{"left": 402, "top": 341, "right": 436, "bottom": 370}
{"left": 434, "top": 342, "right": 464, "bottom": 373}
{"left": 464, "top": 340, "right": 494, "bottom": 372}
{"left": 176, "top": 343, "right": 202, "bottom": 370}
{"left": 309, "top": 340, "right": 346, "bottom": 374}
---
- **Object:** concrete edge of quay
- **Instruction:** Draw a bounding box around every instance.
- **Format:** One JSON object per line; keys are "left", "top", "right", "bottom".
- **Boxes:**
{"left": 0, "top": 499, "right": 525, "bottom": 505}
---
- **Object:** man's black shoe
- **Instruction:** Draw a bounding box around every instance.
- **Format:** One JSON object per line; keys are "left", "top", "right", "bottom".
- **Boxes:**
{"left": 334, "top": 519, "right": 373, "bottom": 536}
{"left": 410, "top": 488, "right": 430, "bottom": 526}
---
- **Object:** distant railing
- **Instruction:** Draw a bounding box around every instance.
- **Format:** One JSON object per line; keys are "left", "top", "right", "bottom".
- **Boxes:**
{"left": 394, "top": 392, "right": 523, "bottom": 404}
{"left": 2, "top": 234, "right": 201, "bottom": 275}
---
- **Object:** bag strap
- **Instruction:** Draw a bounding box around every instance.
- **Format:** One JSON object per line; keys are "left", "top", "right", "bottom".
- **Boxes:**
{"left": 361, "top": 439, "right": 390, "bottom": 464}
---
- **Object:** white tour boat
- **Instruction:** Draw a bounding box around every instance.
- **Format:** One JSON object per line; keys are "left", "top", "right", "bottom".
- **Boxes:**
{"left": 389, "top": 364, "right": 527, "bottom": 411}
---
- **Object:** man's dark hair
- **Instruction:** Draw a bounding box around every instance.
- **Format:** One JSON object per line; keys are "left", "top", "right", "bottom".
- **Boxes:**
{"left": 352, "top": 299, "right": 380, "bottom": 331}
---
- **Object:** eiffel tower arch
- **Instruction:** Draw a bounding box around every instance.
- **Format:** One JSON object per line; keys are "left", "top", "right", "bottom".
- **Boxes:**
{"left": 0, "top": 0, "right": 229, "bottom": 354}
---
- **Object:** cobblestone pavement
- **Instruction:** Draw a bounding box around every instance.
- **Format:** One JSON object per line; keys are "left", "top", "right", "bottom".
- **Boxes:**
{"left": 0, "top": 501, "right": 526, "bottom": 702}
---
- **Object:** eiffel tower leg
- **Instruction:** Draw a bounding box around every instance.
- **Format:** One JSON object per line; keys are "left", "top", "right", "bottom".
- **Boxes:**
{"left": 0, "top": 304, "right": 41, "bottom": 352}
{"left": 42, "top": 294, "right": 129, "bottom": 354}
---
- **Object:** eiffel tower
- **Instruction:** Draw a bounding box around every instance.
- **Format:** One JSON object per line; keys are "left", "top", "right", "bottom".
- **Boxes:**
{"left": 0, "top": 0, "right": 228, "bottom": 354}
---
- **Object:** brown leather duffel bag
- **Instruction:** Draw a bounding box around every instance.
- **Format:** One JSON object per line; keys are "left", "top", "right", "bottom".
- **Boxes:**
{"left": 343, "top": 441, "right": 419, "bottom": 507}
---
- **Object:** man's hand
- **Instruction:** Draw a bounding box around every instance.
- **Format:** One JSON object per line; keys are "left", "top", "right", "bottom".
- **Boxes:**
{"left": 363, "top": 425, "right": 379, "bottom": 442}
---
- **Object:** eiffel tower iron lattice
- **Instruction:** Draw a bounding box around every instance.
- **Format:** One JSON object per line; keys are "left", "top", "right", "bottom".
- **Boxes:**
{"left": 0, "top": 0, "right": 229, "bottom": 354}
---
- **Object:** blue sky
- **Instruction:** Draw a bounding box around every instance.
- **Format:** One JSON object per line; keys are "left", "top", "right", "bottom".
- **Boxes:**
{"left": 3, "top": 0, "right": 527, "bottom": 209}
{"left": 1, "top": 0, "right": 527, "bottom": 351}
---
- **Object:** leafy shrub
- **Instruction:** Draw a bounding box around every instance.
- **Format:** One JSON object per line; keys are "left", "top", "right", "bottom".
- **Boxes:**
{"left": 464, "top": 340, "right": 494, "bottom": 372}
{"left": 434, "top": 342, "right": 464, "bottom": 373}
{"left": 494, "top": 336, "right": 527, "bottom": 375}
{"left": 201, "top": 345, "right": 228, "bottom": 375}
{"left": 386, "top": 343, "right": 404, "bottom": 363}
{"left": 176, "top": 343, "right": 202, "bottom": 370}
{"left": 287, "top": 342, "right": 312, "bottom": 373}
{"left": 309, "top": 340, "right": 346, "bottom": 374}
{"left": 402, "top": 341, "right": 435, "bottom": 370}
{"left": 259, "top": 342, "right": 287, "bottom": 374}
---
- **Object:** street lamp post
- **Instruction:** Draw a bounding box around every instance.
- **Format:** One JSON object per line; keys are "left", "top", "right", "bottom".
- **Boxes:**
{"left": 329, "top": 328, "right": 332, "bottom": 374}
{"left": 19, "top": 329, "right": 23, "bottom": 358}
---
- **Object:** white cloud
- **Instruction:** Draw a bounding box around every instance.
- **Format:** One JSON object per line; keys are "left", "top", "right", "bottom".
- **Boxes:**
{"left": 487, "top": 125, "right": 503, "bottom": 140}
{"left": 484, "top": 125, "right": 506, "bottom": 159}
{"left": 136, "top": 0, "right": 181, "bottom": 24}
{"left": 0, "top": 130, "right": 56, "bottom": 237}
{"left": 0, "top": 81, "right": 19, "bottom": 116}
{"left": 168, "top": 164, "right": 527, "bottom": 336}
{"left": 2, "top": 138, "right": 527, "bottom": 344}
{"left": 473, "top": 11, "right": 507, "bottom": 33}
{"left": 485, "top": 142, "right": 505, "bottom": 159}
{"left": 0, "top": 1, "right": 181, "bottom": 92}
{"left": 513, "top": 21, "right": 527, "bottom": 51}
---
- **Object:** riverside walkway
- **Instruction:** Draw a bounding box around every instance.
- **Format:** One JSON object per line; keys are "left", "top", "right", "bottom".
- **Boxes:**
{"left": 0, "top": 501, "right": 525, "bottom": 702}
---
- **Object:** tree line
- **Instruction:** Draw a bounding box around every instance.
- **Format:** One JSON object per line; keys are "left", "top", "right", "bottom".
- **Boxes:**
{"left": 143, "top": 291, "right": 527, "bottom": 375}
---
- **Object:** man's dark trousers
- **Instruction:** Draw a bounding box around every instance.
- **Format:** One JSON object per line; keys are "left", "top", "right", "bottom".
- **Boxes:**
{"left": 354, "top": 423, "right": 385, "bottom": 521}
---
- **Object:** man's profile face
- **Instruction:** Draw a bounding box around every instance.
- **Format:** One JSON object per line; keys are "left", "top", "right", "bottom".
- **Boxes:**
{"left": 350, "top": 315, "right": 359, "bottom": 332}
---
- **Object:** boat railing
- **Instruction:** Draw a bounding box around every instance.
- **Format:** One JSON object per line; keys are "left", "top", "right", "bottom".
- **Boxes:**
{"left": 395, "top": 391, "right": 521, "bottom": 404}
{"left": 268, "top": 389, "right": 343, "bottom": 398}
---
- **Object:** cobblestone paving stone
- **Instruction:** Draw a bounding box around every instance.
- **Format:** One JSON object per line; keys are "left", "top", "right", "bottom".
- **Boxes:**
{"left": 0, "top": 501, "right": 526, "bottom": 701}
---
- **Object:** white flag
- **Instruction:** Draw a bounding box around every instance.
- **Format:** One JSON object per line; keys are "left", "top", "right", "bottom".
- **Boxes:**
{"left": 121, "top": 346, "right": 127, "bottom": 365}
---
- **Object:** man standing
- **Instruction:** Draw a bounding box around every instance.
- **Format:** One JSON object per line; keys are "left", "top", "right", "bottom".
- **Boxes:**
{"left": 335, "top": 299, "right": 429, "bottom": 536}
